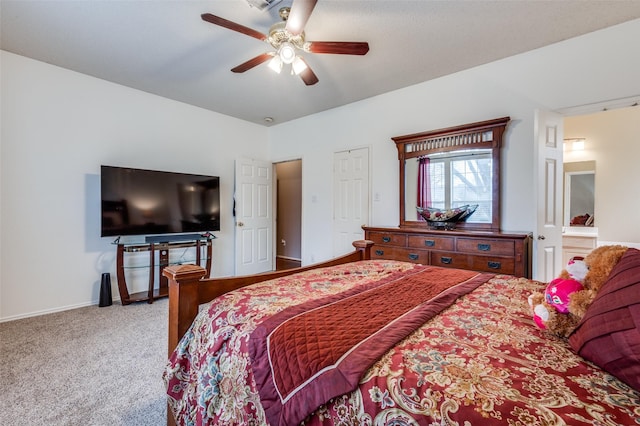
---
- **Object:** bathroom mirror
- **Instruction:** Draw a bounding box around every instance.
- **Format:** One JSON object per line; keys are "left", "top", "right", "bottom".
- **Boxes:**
{"left": 564, "top": 161, "right": 595, "bottom": 227}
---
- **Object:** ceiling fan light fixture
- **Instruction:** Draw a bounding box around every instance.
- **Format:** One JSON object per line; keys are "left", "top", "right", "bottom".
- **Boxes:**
{"left": 202, "top": 2, "right": 369, "bottom": 87}
{"left": 292, "top": 56, "right": 308, "bottom": 75}
{"left": 278, "top": 42, "right": 296, "bottom": 64}
{"left": 268, "top": 55, "right": 283, "bottom": 73}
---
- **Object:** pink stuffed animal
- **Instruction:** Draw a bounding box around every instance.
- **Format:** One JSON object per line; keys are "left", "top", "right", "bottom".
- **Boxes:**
{"left": 529, "top": 277, "right": 584, "bottom": 331}
{"left": 529, "top": 248, "right": 628, "bottom": 338}
{"left": 528, "top": 257, "right": 587, "bottom": 336}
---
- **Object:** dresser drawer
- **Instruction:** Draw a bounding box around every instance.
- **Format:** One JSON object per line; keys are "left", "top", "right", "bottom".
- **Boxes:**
{"left": 430, "top": 252, "right": 469, "bottom": 269}
{"left": 457, "top": 238, "right": 514, "bottom": 256}
{"left": 562, "top": 235, "right": 596, "bottom": 250}
{"left": 371, "top": 246, "right": 429, "bottom": 264}
{"left": 431, "top": 252, "right": 515, "bottom": 275}
{"left": 469, "top": 256, "right": 515, "bottom": 275}
{"left": 367, "top": 231, "right": 407, "bottom": 247}
{"left": 407, "top": 235, "right": 454, "bottom": 251}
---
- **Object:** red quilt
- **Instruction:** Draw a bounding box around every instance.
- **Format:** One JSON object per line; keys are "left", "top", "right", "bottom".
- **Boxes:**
{"left": 164, "top": 260, "right": 640, "bottom": 425}
{"left": 250, "top": 267, "right": 491, "bottom": 425}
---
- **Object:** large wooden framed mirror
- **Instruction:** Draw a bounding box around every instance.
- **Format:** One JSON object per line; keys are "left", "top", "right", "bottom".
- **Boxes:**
{"left": 392, "top": 117, "right": 510, "bottom": 231}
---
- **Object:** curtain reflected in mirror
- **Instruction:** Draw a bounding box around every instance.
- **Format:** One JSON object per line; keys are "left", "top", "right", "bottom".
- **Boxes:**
{"left": 416, "top": 157, "right": 431, "bottom": 220}
{"left": 407, "top": 149, "right": 493, "bottom": 223}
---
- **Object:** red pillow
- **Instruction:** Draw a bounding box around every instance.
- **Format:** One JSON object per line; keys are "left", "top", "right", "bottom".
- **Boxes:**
{"left": 569, "top": 248, "right": 640, "bottom": 391}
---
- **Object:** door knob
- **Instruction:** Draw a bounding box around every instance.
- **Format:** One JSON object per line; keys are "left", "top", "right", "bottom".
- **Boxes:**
{"left": 237, "top": 222, "right": 244, "bottom": 227}
{"left": 538, "top": 235, "right": 546, "bottom": 240}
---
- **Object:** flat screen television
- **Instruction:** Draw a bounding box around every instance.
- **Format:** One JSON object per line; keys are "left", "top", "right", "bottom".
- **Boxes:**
{"left": 101, "top": 165, "right": 220, "bottom": 238}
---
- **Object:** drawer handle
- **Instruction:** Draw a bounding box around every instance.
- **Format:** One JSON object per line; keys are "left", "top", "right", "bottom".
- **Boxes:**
{"left": 382, "top": 236, "right": 391, "bottom": 243}
{"left": 488, "top": 261, "right": 501, "bottom": 269}
{"left": 424, "top": 239, "right": 435, "bottom": 247}
{"left": 408, "top": 253, "right": 419, "bottom": 261}
{"left": 375, "top": 250, "right": 384, "bottom": 256}
{"left": 478, "top": 243, "right": 491, "bottom": 251}
{"left": 441, "top": 256, "right": 452, "bottom": 264}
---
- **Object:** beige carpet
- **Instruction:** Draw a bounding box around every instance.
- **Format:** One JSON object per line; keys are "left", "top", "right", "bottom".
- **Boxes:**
{"left": 0, "top": 299, "right": 169, "bottom": 425}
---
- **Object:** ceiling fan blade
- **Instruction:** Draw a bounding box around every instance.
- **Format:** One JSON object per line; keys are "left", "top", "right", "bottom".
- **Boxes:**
{"left": 201, "top": 13, "right": 267, "bottom": 41}
{"left": 307, "top": 41, "right": 370, "bottom": 55}
{"left": 285, "top": 0, "right": 318, "bottom": 36}
{"left": 298, "top": 59, "right": 319, "bottom": 86}
{"left": 231, "top": 53, "right": 273, "bottom": 73}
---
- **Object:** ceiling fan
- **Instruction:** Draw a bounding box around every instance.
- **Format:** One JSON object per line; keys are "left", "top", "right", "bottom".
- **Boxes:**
{"left": 201, "top": 0, "right": 369, "bottom": 86}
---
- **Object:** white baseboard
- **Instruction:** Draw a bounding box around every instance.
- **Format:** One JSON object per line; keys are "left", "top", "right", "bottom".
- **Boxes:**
{"left": 0, "top": 297, "right": 121, "bottom": 323}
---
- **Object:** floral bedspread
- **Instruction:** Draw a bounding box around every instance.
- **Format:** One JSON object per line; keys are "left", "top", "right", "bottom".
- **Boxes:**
{"left": 164, "top": 260, "right": 640, "bottom": 425}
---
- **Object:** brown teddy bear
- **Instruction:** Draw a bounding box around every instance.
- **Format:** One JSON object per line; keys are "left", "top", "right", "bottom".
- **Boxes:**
{"left": 529, "top": 245, "right": 628, "bottom": 338}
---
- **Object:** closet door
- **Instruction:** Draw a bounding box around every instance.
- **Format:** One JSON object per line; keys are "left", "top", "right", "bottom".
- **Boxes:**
{"left": 333, "top": 147, "right": 370, "bottom": 256}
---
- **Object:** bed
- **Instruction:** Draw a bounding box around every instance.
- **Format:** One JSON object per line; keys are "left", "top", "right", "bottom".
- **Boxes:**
{"left": 163, "top": 240, "right": 640, "bottom": 425}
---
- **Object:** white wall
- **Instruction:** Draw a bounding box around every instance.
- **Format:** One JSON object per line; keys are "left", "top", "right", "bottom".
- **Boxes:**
{"left": 269, "top": 73, "right": 538, "bottom": 265}
{"left": 564, "top": 106, "right": 640, "bottom": 245}
{"left": 269, "top": 19, "right": 640, "bottom": 266}
{"left": 1, "top": 51, "right": 268, "bottom": 321}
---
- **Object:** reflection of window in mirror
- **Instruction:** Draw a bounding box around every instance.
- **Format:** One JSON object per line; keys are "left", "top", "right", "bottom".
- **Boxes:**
{"left": 408, "top": 150, "right": 492, "bottom": 223}
{"left": 564, "top": 161, "right": 595, "bottom": 227}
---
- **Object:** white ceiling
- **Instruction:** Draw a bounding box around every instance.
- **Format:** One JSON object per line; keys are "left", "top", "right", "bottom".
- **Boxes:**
{"left": 3, "top": 0, "right": 640, "bottom": 126}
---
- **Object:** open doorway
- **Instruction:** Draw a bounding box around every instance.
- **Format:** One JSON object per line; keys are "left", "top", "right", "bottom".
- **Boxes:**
{"left": 275, "top": 160, "right": 302, "bottom": 270}
{"left": 562, "top": 103, "right": 640, "bottom": 252}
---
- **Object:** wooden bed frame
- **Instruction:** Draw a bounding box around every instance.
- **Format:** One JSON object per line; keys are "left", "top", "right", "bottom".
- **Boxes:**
{"left": 162, "top": 240, "right": 373, "bottom": 426}
{"left": 163, "top": 239, "right": 373, "bottom": 357}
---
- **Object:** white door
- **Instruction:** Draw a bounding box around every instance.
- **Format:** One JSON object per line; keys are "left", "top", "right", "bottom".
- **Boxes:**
{"left": 534, "top": 109, "right": 564, "bottom": 281}
{"left": 235, "top": 158, "right": 273, "bottom": 275}
{"left": 333, "top": 148, "right": 369, "bottom": 256}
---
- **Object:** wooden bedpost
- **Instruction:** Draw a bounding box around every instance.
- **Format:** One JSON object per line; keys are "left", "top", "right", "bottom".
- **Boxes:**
{"left": 164, "top": 264, "right": 207, "bottom": 357}
{"left": 353, "top": 239, "right": 374, "bottom": 259}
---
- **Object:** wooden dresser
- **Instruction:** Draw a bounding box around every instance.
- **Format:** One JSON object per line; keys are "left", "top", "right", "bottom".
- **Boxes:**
{"left": 363, "top": 226, "right": 532, "bottom": 278}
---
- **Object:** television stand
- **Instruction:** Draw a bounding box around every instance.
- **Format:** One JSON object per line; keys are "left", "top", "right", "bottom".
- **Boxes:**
{"left": 115, "top": 236, "right": 214, "bottom": 305}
